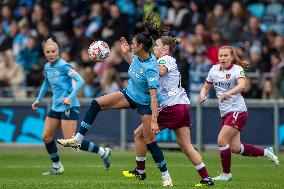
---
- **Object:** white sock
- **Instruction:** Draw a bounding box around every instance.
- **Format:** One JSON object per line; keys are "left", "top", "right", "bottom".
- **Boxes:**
{"left": 53, "top": 161, "right": 62, "bottom": 169}
{"left": 264, "top": 149, "right": 268, "bottom": 157}
{"left": 136, "top": 156, "right": 146, "bottom": 161}
{"left": 74, "top": 133, "right": 84, "bottom": 143}
{"left": 136, "top": 169, "right": 145, "bottom": 174}
{"left": 98, "top": 147, "right": 105, "bottom": 157}
{"left": 195, "top": 162, "right": 205, "bottom": 170}
{"left": 161, "top": 170, "right": 170, "bottom": 178}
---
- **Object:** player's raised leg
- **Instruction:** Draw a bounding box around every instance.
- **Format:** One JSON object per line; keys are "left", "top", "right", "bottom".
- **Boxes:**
{"left": 230, "top": 132, "right": 279, "bottom": 166}
{"left": 58, "top": 91, "right": 130, "bottom": 148}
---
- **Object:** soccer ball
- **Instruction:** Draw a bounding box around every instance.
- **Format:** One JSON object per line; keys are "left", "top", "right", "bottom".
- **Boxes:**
{"left": 88, "top": 41, "right": 110, "bottom": 63}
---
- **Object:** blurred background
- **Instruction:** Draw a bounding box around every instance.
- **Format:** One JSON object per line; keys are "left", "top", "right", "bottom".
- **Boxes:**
{"left": 0, "top": 0, "right": 284, "bottom": 150}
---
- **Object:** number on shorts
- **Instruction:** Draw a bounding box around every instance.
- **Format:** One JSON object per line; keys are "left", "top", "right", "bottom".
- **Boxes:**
{"left": 232, "top": 112, "right": 239, "bottom": 121}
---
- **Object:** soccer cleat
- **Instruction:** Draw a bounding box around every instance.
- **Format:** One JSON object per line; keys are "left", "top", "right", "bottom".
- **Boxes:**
{"left": 42, "top": 166, "right": 64, "bottom": 176}
{"left": 162, "top": 175, "right": 173, "bottom": 187}
{"left": 265, "top": 147, "right": 280, "bottom": 166}
{"left": 102, "top": 147, "right": 112, "bottom": 170}
{"left": 122, "top": 169, "right": 146, "bottom": 180}
{"left": 212, "top": 173, "right": 232, "bottom": 181}
{"left": 57, "top": 138, "right": 81, "bottom": 148}
{"left": 194, "top": 177, "right": 214, "bottom": 187}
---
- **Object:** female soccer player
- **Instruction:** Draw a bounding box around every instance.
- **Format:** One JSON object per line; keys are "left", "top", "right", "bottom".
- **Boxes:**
{"left": 199, "top": 46, "right": 279, "bottom": 181}
{"left": 32, "top": 38, "right": 111, "bottom": 175}
{"left": 122, "top": 36, "right": 214, "bottom": 187}
{"left": 58, "top": 14, "right": 173, "bottom": 186}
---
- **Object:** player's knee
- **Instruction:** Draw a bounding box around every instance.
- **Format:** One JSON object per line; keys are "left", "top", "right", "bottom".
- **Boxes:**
{"left": 134, "top": 129, "right": 143, "bottom": 141}
{"left": 230, "top": 146, "right": 241, "bottom": 153}
{"left": 42, "top": 134, "right": 52, "bottom": 143}
{"left": 143, "top": 135, "right": 155, "bottom": 144}
{"left": 217, "top": 137, "right": 226, "bottom": 146}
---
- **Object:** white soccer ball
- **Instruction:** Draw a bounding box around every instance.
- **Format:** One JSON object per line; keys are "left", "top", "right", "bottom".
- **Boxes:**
{"left": 88, "top": 40, "right": 110, "bottom": 63}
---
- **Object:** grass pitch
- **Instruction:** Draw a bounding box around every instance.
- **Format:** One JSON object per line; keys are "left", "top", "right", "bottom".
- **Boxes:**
{"left": 0, "top": 146, "right": 283, "bottom": 189}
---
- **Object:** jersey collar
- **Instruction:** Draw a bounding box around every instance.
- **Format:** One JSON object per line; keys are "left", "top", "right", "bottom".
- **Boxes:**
{"left": 219, "top": 63, "right": 233, "bottom": 71}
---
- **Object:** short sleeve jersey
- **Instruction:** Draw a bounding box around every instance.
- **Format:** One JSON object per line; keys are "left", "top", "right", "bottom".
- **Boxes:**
{"left": 44, "top": 58, "right": 80, "bottom": 111}
{"left": 157, "top": 55, "right": 190, "bottom": 108}
{"left": 206, "top": 64, "right": 247, "bottom": 117}
{"left": 126, "top": 54, "right": 163, "bottom": 105}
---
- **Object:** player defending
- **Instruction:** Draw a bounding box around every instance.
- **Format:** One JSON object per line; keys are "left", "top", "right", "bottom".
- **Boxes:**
{"left": 32, "top": 38, "right": 111, "bottom": 175}
{"left": 122, "top": 35, "right": 214, "bottom": 187}
{"left": 199, "top": 46, "right": 279, "bottom": 181}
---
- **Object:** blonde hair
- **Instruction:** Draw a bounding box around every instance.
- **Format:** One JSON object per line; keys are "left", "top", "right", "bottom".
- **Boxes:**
{"left": 44, "top": 38, "right": 59, "bottom": 51}
{"left": 219, "top": 46, "right": 250, "bottom": 71}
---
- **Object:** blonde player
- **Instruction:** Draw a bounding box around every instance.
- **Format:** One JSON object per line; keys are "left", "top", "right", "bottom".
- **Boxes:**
{"left": 123, "top": 36, "right": 214, "bottom": 187}
{"left": 199, "top": 46, "right": 279, "bottom": 181}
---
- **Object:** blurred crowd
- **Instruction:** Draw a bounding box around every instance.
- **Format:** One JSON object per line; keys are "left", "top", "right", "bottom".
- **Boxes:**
{"left": 0, "top": 0, "right": 284, "bottom": 101}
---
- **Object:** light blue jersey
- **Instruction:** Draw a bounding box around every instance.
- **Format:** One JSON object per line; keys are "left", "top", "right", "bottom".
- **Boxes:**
{"left": 126, "top": 54, "right": 163, "bottom": 105}
{"left": 36, "top": 58, "right": 84, "bottom": 112}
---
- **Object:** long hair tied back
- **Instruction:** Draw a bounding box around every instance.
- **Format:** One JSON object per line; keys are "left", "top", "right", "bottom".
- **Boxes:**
{"left": 220, "top": 46, "right": 250, "bottom": 71}
{"left": 144, "top": 12, "right": 169, "bottom": 40}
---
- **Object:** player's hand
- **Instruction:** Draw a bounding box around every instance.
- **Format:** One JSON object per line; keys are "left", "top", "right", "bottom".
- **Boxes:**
{"left": 220, "top": 92, "right": 230, "bottom": 102}
{"left": 199, "top": 94, "right": 206, "bottom": 103}
{"left": 32, "top": 100, "right": 39, "bottom": 110}
{"left": 119, "top": 37, "right": 131, "bottom": 54}
{"left": 151, "top": 121, "right": 160, "bottom": 135}
{"left": 62, "top": 97, "right": 72, "bottom": 106}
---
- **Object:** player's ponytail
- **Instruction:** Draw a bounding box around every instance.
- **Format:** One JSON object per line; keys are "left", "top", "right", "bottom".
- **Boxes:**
{"left": 220, "top": 46, "right": 250, "bottom": 71}
{"left": 134, "top": 12, "right": 169, "bottom": 53}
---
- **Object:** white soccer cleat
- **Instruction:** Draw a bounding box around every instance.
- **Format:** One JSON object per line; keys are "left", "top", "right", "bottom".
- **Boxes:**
{"left": 162, "top": 175, "right": 173, "bottom": 187}
{"left": 57, "top": 138, "right": 81, "bottom": 148}
{"left": 212, "top": 173, "right": 232, "bottom": 181}
{"left": 265, "top": 147, "right": 280, "bottom": 166}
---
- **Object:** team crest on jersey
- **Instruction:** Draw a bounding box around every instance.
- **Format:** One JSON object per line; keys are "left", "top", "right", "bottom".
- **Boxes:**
{"left": 226, "top": 74, "right": 231, "bottom": 79}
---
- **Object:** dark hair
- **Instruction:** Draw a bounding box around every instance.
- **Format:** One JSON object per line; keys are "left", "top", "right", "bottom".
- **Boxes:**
{"left": 134, "top": 12, "right": 169, "bottom": 52}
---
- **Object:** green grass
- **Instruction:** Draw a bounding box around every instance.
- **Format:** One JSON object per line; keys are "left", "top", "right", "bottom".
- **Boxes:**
{"left": 0, "top": 146, "right": 283, "bottom": 189}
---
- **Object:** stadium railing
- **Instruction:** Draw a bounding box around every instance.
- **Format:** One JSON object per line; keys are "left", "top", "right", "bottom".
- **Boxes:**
{"left": 0, "top": 98, "right": 283, "bottom": 152}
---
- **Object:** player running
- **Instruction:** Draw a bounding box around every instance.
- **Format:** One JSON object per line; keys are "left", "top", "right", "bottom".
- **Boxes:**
{"left": 199, "top": 45, "right": 279, "bottom": 181}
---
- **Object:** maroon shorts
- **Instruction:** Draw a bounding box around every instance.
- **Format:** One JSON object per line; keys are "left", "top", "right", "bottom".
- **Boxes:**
{"left": 221, "top": 111, "right": 248, "bottom": 132}
{"left": 157, "top": 104, "right": 190, "bottom": 130}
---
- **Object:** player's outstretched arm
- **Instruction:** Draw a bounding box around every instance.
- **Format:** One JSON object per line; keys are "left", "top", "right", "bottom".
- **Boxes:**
{"left": 119, "top": 37, "right": 133, "bottom": 64}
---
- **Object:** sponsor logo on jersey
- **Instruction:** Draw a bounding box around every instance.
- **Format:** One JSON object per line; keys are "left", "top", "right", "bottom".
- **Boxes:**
{"left": 149, "top": 77, "right": 158, "bottom": 82}
{"left": 158, "top": 59, "right": 166, "bottom": 65}
{"left": 214, "top": 81, "right": 231, "bottom": 88}
{"left": 226, "top": 74, "right": 231, "bottom": 79}
{"left": 55, "top": 71, "right": 60, "bottom": 76}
